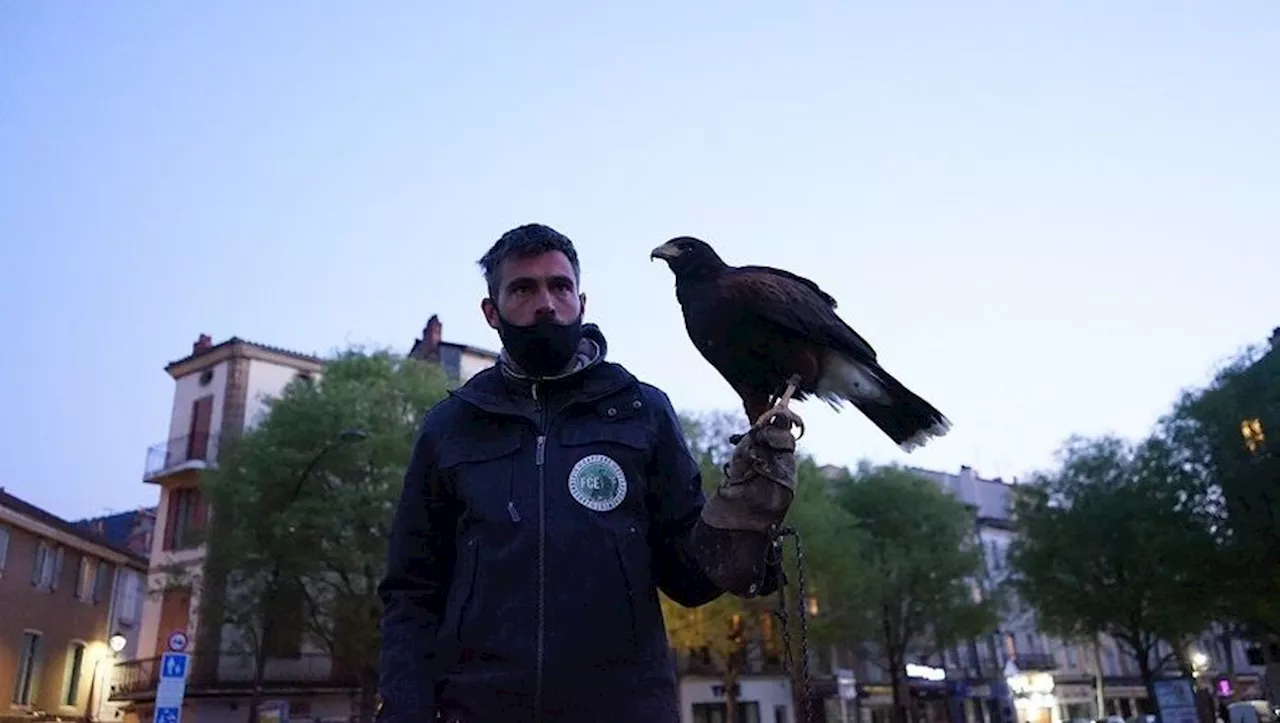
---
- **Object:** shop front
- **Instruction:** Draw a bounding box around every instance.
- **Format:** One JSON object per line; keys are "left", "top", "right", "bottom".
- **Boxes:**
{"left": 1007, "top": 670, "right": 1059, "bottom": 723}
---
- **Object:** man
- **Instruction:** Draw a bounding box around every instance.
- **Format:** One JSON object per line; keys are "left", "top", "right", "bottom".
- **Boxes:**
{"left": 376, "top": 224, "right": 800, "bottom": 723}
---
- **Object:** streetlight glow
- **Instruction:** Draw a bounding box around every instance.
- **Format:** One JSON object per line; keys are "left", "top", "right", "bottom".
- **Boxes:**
{"left": 108, "top": 632, "right": 127, "bottom": 654}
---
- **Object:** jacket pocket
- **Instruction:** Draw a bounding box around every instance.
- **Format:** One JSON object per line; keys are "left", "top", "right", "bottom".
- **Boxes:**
{"left": 611, "top": 532, "right": 639, "bottom": 650}
{"left": 438, "top": 538, "right": 481, "bottom": 663}
{"left": 608, "top": 525, "right": 669, "bottom": 662}
{"left": 438, "top": 432, "right": 525, "bottom": 530}
{"left": 558, "top": 417, "right": 653, "bottom": 518}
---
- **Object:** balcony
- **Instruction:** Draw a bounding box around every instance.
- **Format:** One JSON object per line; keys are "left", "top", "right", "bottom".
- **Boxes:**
{"left": 109, "top": 653, "right": 358, "bottom": 700}
{"left": 1012, "top": 652, "right": 1060, "bottom": 672}
{"left": 144, "top": 433, "right": 220, "bottom": 482}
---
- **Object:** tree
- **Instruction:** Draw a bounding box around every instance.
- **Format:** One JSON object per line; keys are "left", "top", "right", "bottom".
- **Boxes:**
{"left": 1006, "top": 435, "right": 1220, "bottom": 711}
{"left": 825, "top": 464, "right": 996, "bottom": 723}
{"left": 1164, "top": 335, "right": 1280, "bottom": 701}
{"left": 1167, "top": 340, "right": 1280, "bottom": 634}
{"left": 199, "top": 349, "right": 452, "bottom": 723}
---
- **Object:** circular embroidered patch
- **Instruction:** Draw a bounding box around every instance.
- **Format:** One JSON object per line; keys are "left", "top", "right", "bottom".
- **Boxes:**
{"left": 567, "top": 454, "right": 628, "bottom": 512}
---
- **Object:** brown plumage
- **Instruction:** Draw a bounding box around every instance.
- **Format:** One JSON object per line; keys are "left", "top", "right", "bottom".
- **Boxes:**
{"left": 651, "top": 236, "right": 951, "bottom": 452}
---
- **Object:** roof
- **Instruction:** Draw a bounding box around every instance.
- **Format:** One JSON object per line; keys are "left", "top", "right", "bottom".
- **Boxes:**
{"left": 0, "top": 488, "right": 149, "bottom": 568}
{"left": 906, "top": 465, "right": 1015, "bottom": 522}
{"left": 441, "top": 340, "right": 499, "bottom": 360}
{"left": 75, "top": 508, "right": 156, "bottom": 555}
{"left": 165, "top": 336, "right": 326, "bottom": 378}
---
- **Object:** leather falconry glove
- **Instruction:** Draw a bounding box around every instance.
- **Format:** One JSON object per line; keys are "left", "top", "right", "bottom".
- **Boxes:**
{"left": 702, "top": 417, "right": 798, "bottom": 532}
{"left": 694, "top": 416, "right": 799, "bottom": 596}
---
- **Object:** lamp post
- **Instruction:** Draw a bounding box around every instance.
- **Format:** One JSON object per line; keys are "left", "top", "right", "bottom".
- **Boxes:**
{"left": 246, "top": 428, "right": 367, "bottom": 723}
{"left": 90, "top": 632, "right": 128, "bottom": 722}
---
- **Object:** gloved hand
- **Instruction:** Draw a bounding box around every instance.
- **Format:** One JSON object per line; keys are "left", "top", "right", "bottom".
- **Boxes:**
{"left": 700, "top": 415, "right": 799, "bottom": 534}
{"left": 691, "top": 416, "right": 798, "bottom": 597}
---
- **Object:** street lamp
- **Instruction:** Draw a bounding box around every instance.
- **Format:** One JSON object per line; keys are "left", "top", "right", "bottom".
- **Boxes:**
{"left": 246, "top": 427, "right": 368, "bottom": 723}
{"left": 108, "top": 632, "right": 127, "bottom": 655}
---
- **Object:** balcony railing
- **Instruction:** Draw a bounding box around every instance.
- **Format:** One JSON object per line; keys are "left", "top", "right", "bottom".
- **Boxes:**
{"left": 1012, "top": 652, "right": 1060, "bottom": 671}
{"left": 144, "top": 433, "right": 220, "bottom": 480}
{"left": 110, "top": 652, "right": 358, "bottom": 700}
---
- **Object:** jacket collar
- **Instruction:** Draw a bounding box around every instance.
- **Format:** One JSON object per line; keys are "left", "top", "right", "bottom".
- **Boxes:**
{"left": 497, "top": 322, "right": 608, "bottom": 382}
{"left": 450, "top": 324, "right": 635, "bottom": 417}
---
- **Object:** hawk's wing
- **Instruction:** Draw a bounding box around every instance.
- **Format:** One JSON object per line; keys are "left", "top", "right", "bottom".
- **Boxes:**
{"left": 716, "top": 265, "right": 879, "bottom": 362}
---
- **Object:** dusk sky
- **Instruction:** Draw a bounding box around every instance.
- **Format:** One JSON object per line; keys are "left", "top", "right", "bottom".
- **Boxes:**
{"left": 1, "top": 2, "right": 1276, "bottom": 521}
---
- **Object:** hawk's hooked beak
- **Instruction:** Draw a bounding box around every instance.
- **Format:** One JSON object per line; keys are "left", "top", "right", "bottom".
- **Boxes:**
{"left": 650, "top": 242, "right": 682, "bottom": 261}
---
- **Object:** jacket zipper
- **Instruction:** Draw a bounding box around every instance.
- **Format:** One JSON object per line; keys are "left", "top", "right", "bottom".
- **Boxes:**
{"left": 532, "top": 382, "right": 548, "bottom": 716}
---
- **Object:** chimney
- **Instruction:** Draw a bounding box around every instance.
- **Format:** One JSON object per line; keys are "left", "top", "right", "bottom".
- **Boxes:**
{"left": 410, "top": 315, "right": 443, "bottom": 362}
{"left": 426, "top": 315, "right": 442, "bottom": 349}
{"left": 193, "top": 334, "right": 213, "bottom": 355}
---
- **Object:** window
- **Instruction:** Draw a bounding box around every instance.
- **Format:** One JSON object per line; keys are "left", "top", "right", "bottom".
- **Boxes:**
{"left": 692, "top": 701, "right": 762, "bottom": 723}
{"left": 1241, "top": 418, "right": 1265, "bottom": 453}
{"left": 0, "top": 526, "right": 10, "bottom": 573}
{"left": 30, "top": 543, "right": 63, "bottom": 591}
{"left": 986, "top": 540, "right": 1006, "bottom": 576}
{"left": 62, "top": 643, "right": 86, "bottom": 706}
{"left": 187, "top": 395, "right": 214, "bottom": 462}
{"left": 164, "top": 487, "right": 206, "bottom": 550}
{"left": 1066, "top": 645, "right": 1078, "bottom": 669}
{"left": 75, "top": 556, "right": 96, "bottom": 602}
{"left": 93, "top": 561, "right": 111, "bottom": 603}
{"left": 12, "top": 631, "right": 42, "bottom": 705}
{"left": 118, "top": 573, "right": 142, "bottom": 625}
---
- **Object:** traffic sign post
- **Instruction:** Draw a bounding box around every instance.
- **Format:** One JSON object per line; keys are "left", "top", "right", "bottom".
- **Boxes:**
{"left": 167, "top": 630, "right": 189, "bottom": 652}
{"left": 153, "top": 630, "right": 191, "bottom": 723}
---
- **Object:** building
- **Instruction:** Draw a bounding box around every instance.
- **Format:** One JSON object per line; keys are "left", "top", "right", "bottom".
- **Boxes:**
{"left": 76, "top": 508, "right": 157, "bottom": 559}
{"left": 0, "top": 488, "right": 147, "bottom": 723}
{"left": 407, "top": 314, "right": 500, "bottom": 381}
{"left": 812, "top": 464, "right": 1269, "bottom": 723}
{"left": 109, "top": 319, "right": 497, "bottom": 722}
{"left": 672, "top": 618, "right": 796, "bottom": 723}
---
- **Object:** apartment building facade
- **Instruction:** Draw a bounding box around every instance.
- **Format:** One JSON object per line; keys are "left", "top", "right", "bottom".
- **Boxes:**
{"left": 110, "top": 319, "right": 497, "bottom": 723}
{"left": 826, "top": 464, "right": 1269, "bottom": 723}
{"left": 0, "top": 489, "right": 147, "bottom": 723}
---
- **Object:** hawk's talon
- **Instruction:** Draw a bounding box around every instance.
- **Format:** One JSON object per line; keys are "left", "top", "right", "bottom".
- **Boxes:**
{"left": 751, "top": 406, "right": 806, "bottom": 440}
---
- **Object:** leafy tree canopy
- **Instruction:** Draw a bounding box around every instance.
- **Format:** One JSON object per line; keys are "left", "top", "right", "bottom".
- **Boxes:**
{"left": 200, "top": 348, "right": 452, "bottom": 722}
{"left": 1163, "top": 341, "right": 1280, "bottom": 638}
{"left": 814, "top": 464, "right": 995, "bottom": 723}
{"left": 1007, "top": 434, "right": 1219, "bottom": 695}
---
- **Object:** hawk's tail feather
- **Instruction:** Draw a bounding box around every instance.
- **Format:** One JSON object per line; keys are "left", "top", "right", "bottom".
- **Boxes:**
{"left": 815, "top": 353, "right": 951, "bottom": 453}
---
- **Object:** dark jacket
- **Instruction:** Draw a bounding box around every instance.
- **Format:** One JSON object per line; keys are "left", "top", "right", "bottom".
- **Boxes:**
{"left": 376, "top": 326, "right": 773, "bottom": 723}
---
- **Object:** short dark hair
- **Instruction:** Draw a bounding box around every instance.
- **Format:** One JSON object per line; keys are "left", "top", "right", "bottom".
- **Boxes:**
{"left": 478, "top": 223, "right": 581, "bottom": 299}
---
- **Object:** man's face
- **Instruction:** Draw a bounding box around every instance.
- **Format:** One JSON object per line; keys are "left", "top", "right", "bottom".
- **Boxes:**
{"left": 482, "top": 250, "right": 585, "bottom": 329}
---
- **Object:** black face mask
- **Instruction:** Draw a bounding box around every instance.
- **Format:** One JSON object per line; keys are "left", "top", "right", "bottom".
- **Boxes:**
{"left": 496, "top": 312, "right": 584, "bottom": 378}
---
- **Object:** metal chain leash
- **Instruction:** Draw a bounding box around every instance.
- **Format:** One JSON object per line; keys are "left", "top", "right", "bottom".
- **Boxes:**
{"left": 769, "top": 524, "right": 815, "bottom": 723}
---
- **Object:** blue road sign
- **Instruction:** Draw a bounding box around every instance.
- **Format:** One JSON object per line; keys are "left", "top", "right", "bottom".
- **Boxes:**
{"left": 154, "top": 652, "right": 189, "bottom": 723}
{"left": 160, "top": 653, "right": 188, "bottom": 679}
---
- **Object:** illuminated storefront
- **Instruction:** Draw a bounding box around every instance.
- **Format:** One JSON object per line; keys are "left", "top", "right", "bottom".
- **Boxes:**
{"left": 1008, "top": 671, "right": 1058, "bottom": 723}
